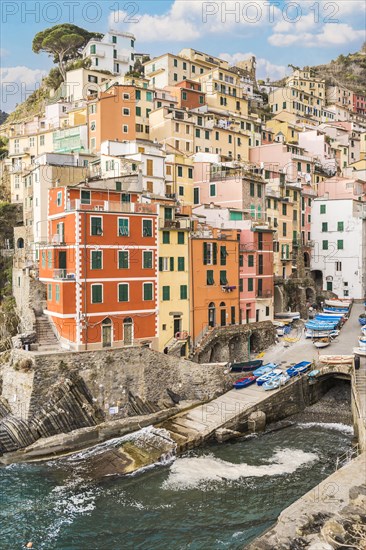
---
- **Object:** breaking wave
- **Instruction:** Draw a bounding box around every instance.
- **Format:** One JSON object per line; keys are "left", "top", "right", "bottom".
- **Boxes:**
{"left": 297, "top": 422, "right": 353, "bottom": 435}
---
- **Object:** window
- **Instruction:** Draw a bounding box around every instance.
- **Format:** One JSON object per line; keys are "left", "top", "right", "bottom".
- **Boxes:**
{"left": 55, "top": 284, "right": 60, "bottom": 303}
{"left": 177, "top": 257, "right": 185, "bottom": 271}
{"left": 177, "top": 166, "right": 183, "bottom": 177}
{"left": 146, "top": 159, "right": 153, "bottom": 176}
{"left": 123, "top": 125, "right": 128, "bottom": 133}
{"left": 282, "top": 203, "right": 287, "bottom": 215}
{"left": 336, "top": 261, "right": 342, "bottom": 271}
{"left": 248, "top": 278, "right": 254, "bottom": 292}
{"left": 322, "top": 240, "right": 328, "bottom": 250}
{"left": 258, "top": 255, "right": 263, "bottom": 275}
{"left": 248, "top": 255, "right": 254, "bottom": 267}
{"left": 195, "top": 128, "right": 201, "bottom": 138}
{"left": 322, "top": 222, "right": 328, "bottom": 232}
{"left": 266, "top": 306, "right": 270, "bottom": 317}
{"left": 118, "top": 283, "right": 129, "bottom": 302}
{"left": 239, "top": 279, "right": 243, "bottom": 292}
{"left": 337, "top": 240, "right": 344, "bottom": 250}
{"left": 207, "top": 270, "right": 214, "bottom": 285}
{"left": 162, "top": 231, "right": 170, "bottom": 244}
{"left": 220, "top": 271, "right": 228, "bottom": 285}
{"left": 119, "top": 250, "right": 129, "bottom": 269}
{"left": 91, "top": 284, "right": 103, "bottom": 303}
{"left": 188, "top": 168, "right": 193, "bottom": 179}
{"left": 135, "top": 89, "right": 141, "bottom": 100}
{"left": 81, "top": 190, "right": 90, "bottom": 204}
{"left": 180, "top": 285, "right": 187, "bottom": 299}
{"left": 90, "top": 44, "right": 96, "bottom": 54}
{"left": 338, "top": 221, "right": 344, "bottom": 231}
{"left": 159, "top": 257, "right": 169, "bottom": 271}
{"left": 203, "top": 242, "right": 217, "bottom": 265}
{"left": 143, "top": 219, "right": 153, "bottom": 237}
{"left": 182, "top": 91, "right": 187, "bottom": 100}
{"left": 320, "top": 204, "right": 326, "bottom": 214}
{"left": 177, "top": 232, "right": 185, "bottom": 244}
{"left": 257, "top": 184, "right": 262, "bottom": 198}
{"left": 112, "top": 35, "right": 117, "bottom": 43}
{"left": 205, "top": 130, "right": 210, "bottom": 140}
{"left": 164, "top": 207, "right": 173, "bottom": 220}
{"left": 91, "top": 217, "right": 102, "bottom": 236}
{"left": 250, "top": 182, "right": 255, "bottom": 197}
{"left": 173, "top": 58, "right": 178, "bottom": 67}
{"left": 143, "top": 251, "right": 153, "bottom": 269}
{"left": 209, "top": 184, "right": 216, "bottom": 197}
{"left": 143, "top": 282, "right": 153, "bottom": 301}
{"left": 220, "top": 246, "right": 227, "bottom": 266}
{"left": 162, "top": 286, "right": 170, "bottom": 300}
{"left": 239, "top": 255, "right": 243, "bottom": 267}
{"left": 48, "top": 283, "right": 52, "bottom": 301}
{"left": 173, "top": 73, "right": 178, "bottom": 81}
{"left": 283, "top": 222, "right": 287, "bottom": 237}
{"left": 56, "top": 191, "right": 62, "bottom": 207}
{"left": 91, "top": 250, "right": 102, "bottom": 269}
{"left": 118, "top": 218, "right": 129, "bottom": 236}
{"left": 123, "top": 108, "right": 130, "bottom": 116}
{"left": 194, "top": 188, "right": 199, "bottom": 205}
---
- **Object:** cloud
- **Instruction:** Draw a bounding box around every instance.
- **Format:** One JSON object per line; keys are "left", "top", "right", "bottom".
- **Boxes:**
{"left": 269, "top": 23, "right": 366, "bottom": 47}
{"left": 1, "top": 66, "right": 47, "bottom": 111}
{"left": 220, "top": 52, "right": 288, "bottom": 81}
{"left": 0, "top": 48, "right": 9, "bottom": 58}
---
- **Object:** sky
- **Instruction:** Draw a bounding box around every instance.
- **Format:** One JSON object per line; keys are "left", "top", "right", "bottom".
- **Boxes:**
{"left": 1, "top": 0, "right": 365, "bottom": 112}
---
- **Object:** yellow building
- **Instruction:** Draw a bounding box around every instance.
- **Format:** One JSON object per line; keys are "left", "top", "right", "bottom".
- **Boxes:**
{"left": 158, "top": 204, "right": 190, "bottom": 356}
{"left": 265, "top": 118, "right": 302, "bottom": 144}
{"left": 194, "top": 67, "right": 249, "bottom": 116}
{"left": 165, "top": 154, "right": 194, "bottom": 205}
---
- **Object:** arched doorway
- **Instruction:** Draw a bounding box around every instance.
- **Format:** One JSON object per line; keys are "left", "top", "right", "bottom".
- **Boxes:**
{"left": 208, "top": 302, "right": 216, "bottom": 328}
{"left": 123, "top": 317, "right": 133, "bottom": 346}
{"left": 17, "top": 238, "right": 24, "bottom": 249}
{"left": 304, "top": 252, "right": 310, "bottom": 269}
{"left": 102, "top": 317, "right": 112, "bottom": 348}
{"left": 220, "top": 302, "right": 226, "bottom": 326}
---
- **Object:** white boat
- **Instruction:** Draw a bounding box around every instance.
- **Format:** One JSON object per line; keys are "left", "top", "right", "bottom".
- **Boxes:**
{"left": 353, "top": 347, "right": 366, "bottom": 356}
{"left": 324, "top": 299, "right": 352, "bottom": 308}
{"left": 313, "top": 339, "right": 331, "bottom": 349}
{"left": 319, "top": 355, "right": 354, "bottom": 365}
{"left": 361, "top": 326, "right": 366, "bottom": 337}
{"left": 263, "top": 373, "right": 290, "bottom": 390}
{"left": 358, "top": 337, "right": 366, "bottom": 349}
{"left": 274, "top": 311, "right": 300, "bottom": 320}
{"left": 305, "top": 329, "right": 339, "bottom": 339}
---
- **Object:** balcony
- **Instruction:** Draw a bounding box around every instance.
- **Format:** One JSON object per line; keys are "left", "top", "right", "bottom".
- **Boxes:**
{"left": 50, "top": 234, "right": 66, "bottom": 245}
{"left": 53, "top": 269, "right": 76, "bottom": 280}
{"left": 256, "top": 290, "right": 273, "bottom": 299}
{"left": 66, "top": 200, "right": 157, "bottom": 214}
{"left": 240, "top": 243, "right": 256, "bottom": 252}
{"left": 159, "top": 218, "right": 191, "bottom": 230}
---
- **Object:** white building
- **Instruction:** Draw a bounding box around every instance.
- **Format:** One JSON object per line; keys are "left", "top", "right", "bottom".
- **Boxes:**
{"left": 83, "top": 30, "right": 135, "bottom": 76}
{"left": 311, "top": 198, "right": 366, "bottom": 299}
{"left": 65, "top": 68, "right": 113, "bottom": 101}
{"left": 298, "top": 129, "right": 337, "bottom": 175}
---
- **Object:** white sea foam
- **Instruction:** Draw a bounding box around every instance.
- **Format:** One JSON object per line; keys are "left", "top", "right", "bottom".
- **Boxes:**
{"left": 297, "top": 422, "right": 353, "bottom": 435}
{"left": 162, "top": 448, "right": 317, "bottom": 491}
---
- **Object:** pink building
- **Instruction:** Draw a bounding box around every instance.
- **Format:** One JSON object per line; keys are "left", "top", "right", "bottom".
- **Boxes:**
{"left": 317, "top": 176, "right": 366, "bottom": 200}
{"left": 353, "top": 93, "right": 366, "bottom": 115}
{"left": 249, "top": 143, "right": 315, "bottom": 185}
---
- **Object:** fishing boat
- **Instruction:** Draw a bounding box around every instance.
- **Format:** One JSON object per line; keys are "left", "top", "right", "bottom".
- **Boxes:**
{"left": 319, "top": 355, "right": 354, "bottom": 365}
{"left": 305, "top": 329, "right": 339, "bottom": 339}
{"left": 323, "top": 307, "right": 349, "bottom": 314}
{"left": 263, "top": 373, "right": 290, "bottom": 391}
{"left": 286, "top": 361, "right": 312, "bottom": 377}
{"left": 324, "top": 299, "right": 352, "bottom": 308}
{"left": 256, "top": 368, "right": 282, "bottom": 386}
{"left": 358, "top": 336, "right": 366, "bottom": 349}
{"left": 233, "top": 376, "right": 256, "bottom": 389}
{"left": 359, "top": 315, "right": 366, "bottom": 326}
{"left": 313, "top": 338, "right": 331, "bottom": 349}
{"left": 229, "top": 359, "right": 263, "bottom": 372}
{"left": 353, "top": 347, "right": 366, "bottom": 357}
{"left": 308, "top": 369, "right": 320, "bottom": 378}
{"left": 274, "top": 311, "right": 300, "bottom": 320}
{"left": 252, "top": 363, "right": 278, "bottom": 377}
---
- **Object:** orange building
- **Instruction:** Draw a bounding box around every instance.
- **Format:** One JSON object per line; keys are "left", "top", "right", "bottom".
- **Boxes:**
{"left": 39, "top": 184, "right": 158, "bottom": 350}
{"left": 189, "top": 225, "right": 240, "bottom": 345}
{"left": 165, "top": 80, "right": 206, "bottom": 110}
{"left": 88, "top": 83, "right": 154, "bottom": 153}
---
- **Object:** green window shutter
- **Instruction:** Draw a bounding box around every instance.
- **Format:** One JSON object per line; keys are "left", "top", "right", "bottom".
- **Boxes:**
{"left": 180, "top": 285, "right": 187, "bottom": 299}
{"left": 239, "top": 255, "right": 243, "bottom": 267}
{"left": 250, "top": 182, "right": 254, "bottom": 196}
{"left": 136, "top": 90, "right": 141, "bottom": 100}
{"left": 207, "top": 270, "right": 214, "bottom": 285}
{"left": 320, "top": 204, "right": 326, "bottom": 214}
{"left": 118, "top": 218, "right": 129, "bottom": 236}
{"left": 91, "top": 217, "right": 102, "bottom": 235}
{"left": 55, "top": 284, "right": 60, "bottom": 302}
{"left": 322, "top": 240, "right": 328, "bottom": 250}
{"left": 220, "top": 246, "right": 227, "bottom": 266}
{"left": 118, "top": 284, "right": 129, "bottom": 302}
{"left": 286, "top": 245, "right": 290, "bottom": 258}
{"left": 203, "top": 242, "right": 208, "bottom": 265}
{"left": 92, "top": 250, "right": 102, "bottom": 269}
{"left": 213, "top": 242, "right": 217, "bottom": 265}
{"left": 178, "top": 257, "right": 185, "bottom": 271}
{"left": 48, "top": 250, "right": 52, "bottom": 268}
{"left": 143, "top": 251, "right": 153, "bottom": 269}
{"left": 177, "top": 232, "right": 184, "bottom": 244}
{"left": 248, "top": 255, "right": 254, "bottom": 267}
{"left": 170, "top": 257, "right": 174, "bottom": 271}
{"left": 164, "top": 207, "right": 173, "bottom": 220}
{"left": 248, "top": 278, "right": 253, "bottom": 292}
{"left": 162, "top": 286, "right": 170, "bottom": 300}
{"left": 178, "top": 166, "right": 183, "bottom": 177}
{"left": 119, "top": 251, "right": 129, "bottom": 269}
{"left": 337, "top": 240, "right": 344, "bottom": 250}
{"left": 337, "top": 221, "right": 344, "bottom": 231}
{"left": 143, "top": 219, "right": 152, "bottom": 237}
{"left": 220, "top": 271, "right": 227, "bottom": 285}
{"left": 42, "top": 251, "right": 46, "bottom": 268}
{"left": 162, "top": 231, "right": 170, "bottom": 244}
{"left": 92, "top": 285, "right": 102, "bottom": 303}
{"left": 322, "top": 222, "right": 328, "bottom": 232}
{"left": 48, "top": 284, "right": 52, "bottom": 300}
{"left": 144, "top": 283, "right": 153, "bottom": 301}
{"left": 159, "top": 257, "right": 163, "bottom": 271}
{"left": 239, "top": 279, "right": 243, "bottom": 292}
{"left": 195, "top": 128, "right": 200, "bottom": 138}
{"left": 136, "top": 106, "right": 141, "bottom": 116}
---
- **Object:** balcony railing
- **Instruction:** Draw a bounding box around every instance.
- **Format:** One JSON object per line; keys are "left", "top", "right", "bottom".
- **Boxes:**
{"left": 159, "top": 218, "right": 191, "bottom": 230}
{"left": 66, "top": 200, "right": 157, "bottom": 214}
{"left": 256, "top": 290, "right": 273, "bottom": 298}
{"left": 53, "top": 269, "right": 76, "bottom": 280}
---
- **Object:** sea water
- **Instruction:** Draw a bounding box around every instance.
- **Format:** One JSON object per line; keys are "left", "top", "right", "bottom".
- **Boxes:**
{"left": 0, "top": 422, "right": 353, "bottom": 549}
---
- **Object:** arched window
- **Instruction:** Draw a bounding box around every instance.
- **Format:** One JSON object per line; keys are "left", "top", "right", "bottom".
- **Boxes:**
{"left": 102, "top": 317, "right": 112, "bottom": 347}
{"left": 123, "top": 317, "right": 133, "bottom": 346}
{"left": 208, "top": 302, "right": 216, "bottom": 328}
{"left": 17, "top": 238, "right": 24, "bottom": 249}
{"left": 220, "top": 302, "right": 226, "bottom": 327}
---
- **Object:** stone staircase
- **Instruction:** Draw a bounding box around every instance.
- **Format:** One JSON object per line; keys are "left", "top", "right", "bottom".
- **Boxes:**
{"left": 35, "top": 315, "right": 61, "bottom": 351}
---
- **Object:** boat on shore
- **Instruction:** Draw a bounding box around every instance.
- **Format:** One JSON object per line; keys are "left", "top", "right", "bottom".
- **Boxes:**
{"left": 233, "top": 376, "right": 256, "bottom": 389}
{"left": 256, "top": 369, "right": 282, "bottom": 386}
{"left": 308, "top": 369, "right": 320, "bottom": 378}
{"left": 324, "top": 299, "right": 352, "bottom": 308}
{"left": 229, "top": 359, "right": 263, "bottom": 372}
{"left": 305, "top": 329, "right": 339, "bottom": 339}
{"left": 359, "top": 315, "right": 366, "bottom": 326}
{"left": 263, "top": 373, "right": 290, "bottom": 391}
{"left": 319, "top": 355, "right": 354, "bottom": 365}
{"left": 287, "top": 361, "right": 312, "bottom": 377}
{"left": 252, "top": 363, "right": 278, "bottom": 377}
{"left": 313, "top": 338, "right": 331, "bottom": 349}
{"left": 274, "top": 311, "right": 300, "bottom": 320}
{"left": 353, "top": 347, "right": 366, "bottom": 357}
{"left": 323, "top": 306, "right": 349, "bottom": 314}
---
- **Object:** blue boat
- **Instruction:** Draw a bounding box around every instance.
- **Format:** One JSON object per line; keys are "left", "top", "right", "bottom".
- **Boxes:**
{"left": 308, "top": 369, "right": 320, "bottom": 378}
{"left": 256, "top": 369, "right": 282, "bottom": 386}
{"left": 252, "top": 363, "right": 278, "bottom": 377}
{"left": 287, "top": 361, "right": 311, "bottom": 378}
{"left": 233, "top": 376, "right": 256, "bottom": 389}
{"left": 359, "top": 316, "right": 366, "bottom": 326}
{"left": 323, "top": 307, "right": 349, "bottom": 313}
{"left": 263, "top": 373, "right": 290, "bottom": 391}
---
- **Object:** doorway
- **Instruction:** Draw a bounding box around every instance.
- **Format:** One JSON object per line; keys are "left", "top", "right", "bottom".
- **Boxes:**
{"left": 123, "top": 317, "right": 133, "bottom": 346}
{"left": 102, "top": 317, "right": 112, "bottom": 348}
{"left": 208, "top": 302, "right": 216, "bottom": 328}
{"left": 58, "top": 251, "right": 67, "bottom": 277}
{"left": 173, "top": 316, "right": 182, "bottom": 337}
{"left": 220, "top": 302, "right": 226, "bottom": 326}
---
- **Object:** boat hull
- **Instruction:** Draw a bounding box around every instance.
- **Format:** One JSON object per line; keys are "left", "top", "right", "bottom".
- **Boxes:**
{"left": 230, "top": 360, "right": 263, "bottom": 372}
{"left": 233, "top": 376, "right": 256, "bottom": 389}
